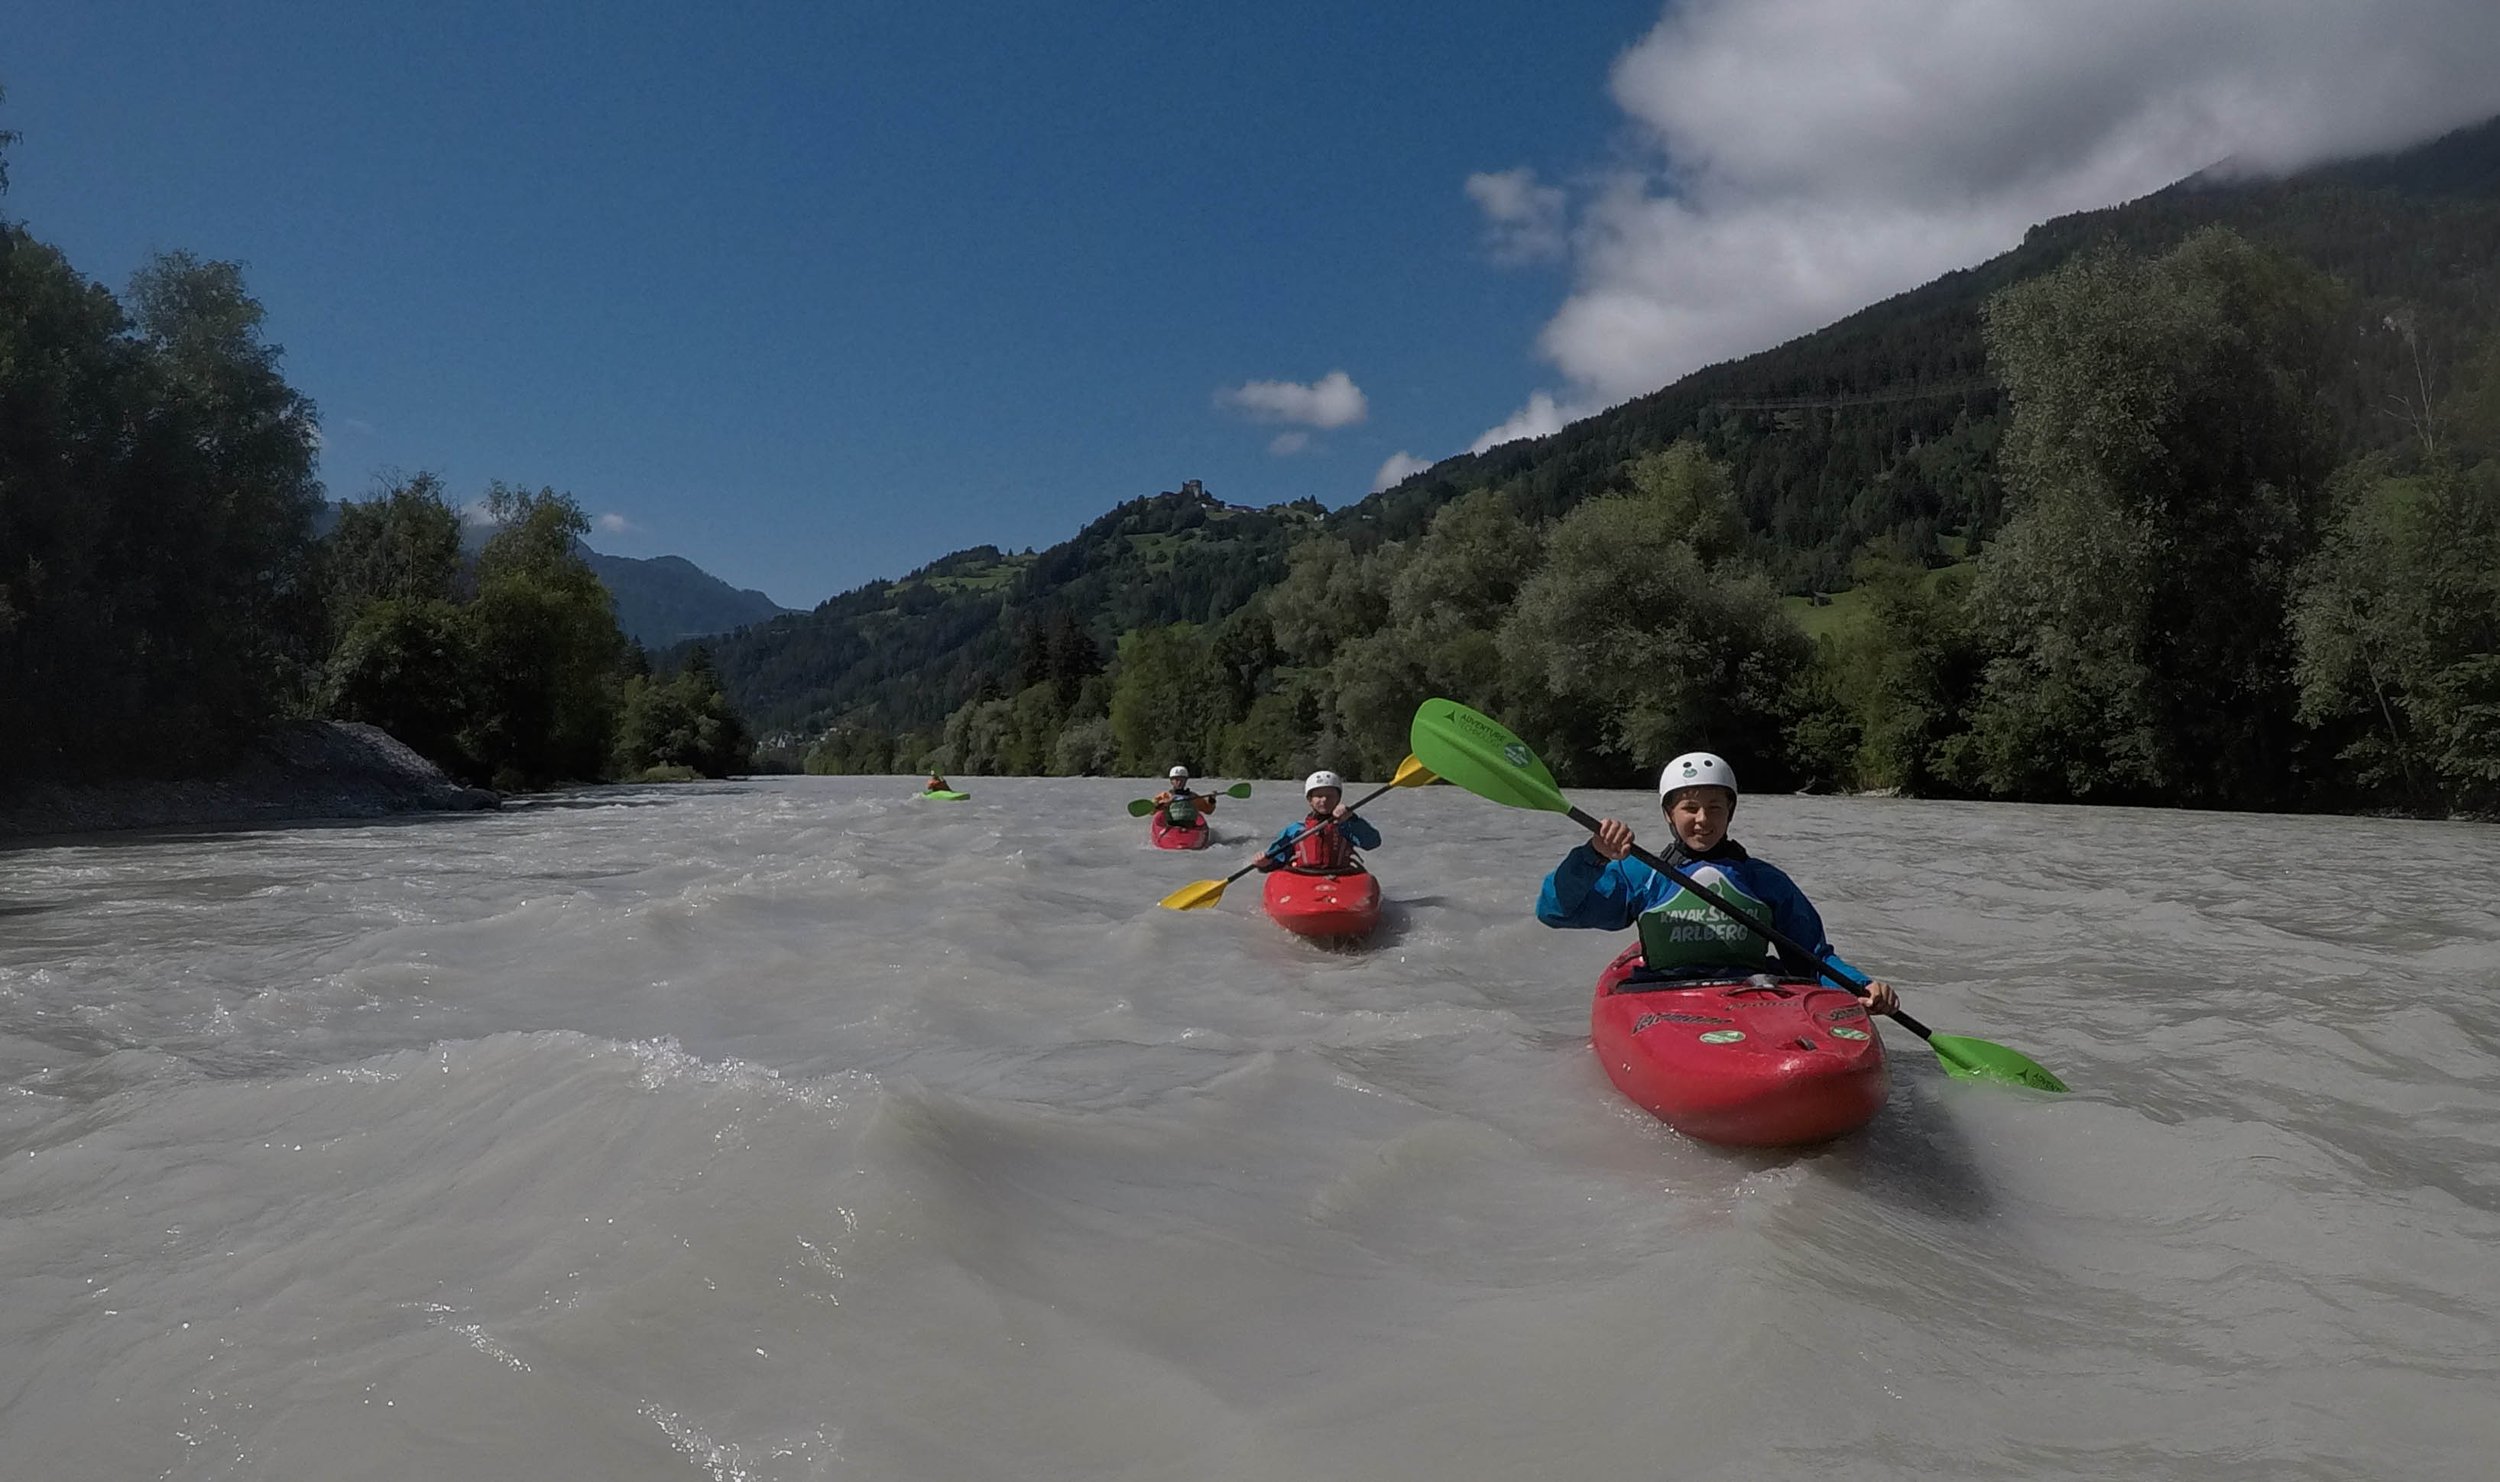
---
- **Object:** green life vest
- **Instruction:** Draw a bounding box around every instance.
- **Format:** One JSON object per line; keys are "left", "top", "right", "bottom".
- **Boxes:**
{"left": 1635, "top": 868, "right": 1777, "bottom": 975}
{"left": 1163, "top": 795, "right": 1200, "bottom": 825}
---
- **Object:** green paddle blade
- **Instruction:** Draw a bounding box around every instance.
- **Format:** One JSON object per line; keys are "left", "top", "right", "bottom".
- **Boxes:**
{"left": 1409, "top": 698, "right": 1569, "bottom": 814}
{"left": 1926, "top": 1033, "right": 2069, "bottom": 1093}
{"left": 1225, "top": 782, "right": 1254, "bottom": 799}
{"left": 1128, "top": 798, "right": 1158, "bottom": 817}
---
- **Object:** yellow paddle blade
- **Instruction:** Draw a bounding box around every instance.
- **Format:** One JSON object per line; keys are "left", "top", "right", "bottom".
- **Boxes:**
{"left": 1160, "top": 878, "right": 1230, "bottom": 911}
{"left": 1390, "top": 753, "right": 1437, "bottom": 787}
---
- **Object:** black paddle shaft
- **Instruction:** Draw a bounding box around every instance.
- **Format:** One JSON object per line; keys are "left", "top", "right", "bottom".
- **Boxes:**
{"left": 1563, "top": 805, "right": 1936, "bottom": 1038}
{"left": 1261, "top": 778, "right": 1399, "bottom": 867}
{"left": 1212, "top": 778, "right": 1406, "bottom": 889}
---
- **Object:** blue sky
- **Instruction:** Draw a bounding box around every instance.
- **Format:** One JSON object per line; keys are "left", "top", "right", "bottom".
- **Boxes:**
{"left": 10, "top": 3, "right": 2499, "bottom": 606}
{"left": 5, "top": 1, "right": 1657, "bottom": 604}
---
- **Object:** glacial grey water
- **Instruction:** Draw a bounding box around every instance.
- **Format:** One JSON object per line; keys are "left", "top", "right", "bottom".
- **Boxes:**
{"left": 2, "top": 776, "right": 2495, "bottom": 1481}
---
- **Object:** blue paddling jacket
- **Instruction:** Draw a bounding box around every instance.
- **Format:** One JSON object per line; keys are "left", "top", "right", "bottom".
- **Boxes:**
{"left": 1262, "top": 812, "right": 1381, "bottom": 869}
{"left": 1536, "top": 838, "right": 1834, "bottom": 981}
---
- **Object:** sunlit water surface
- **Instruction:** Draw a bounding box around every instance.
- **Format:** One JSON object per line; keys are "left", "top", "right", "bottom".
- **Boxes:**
{"left": 4, "top": 777, "right": 2496, "bottom": 1481}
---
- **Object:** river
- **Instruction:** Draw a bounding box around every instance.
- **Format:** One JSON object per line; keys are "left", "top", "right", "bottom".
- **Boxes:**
{"left": 3, "top": 777, "right": 2495, "bottom": 1480}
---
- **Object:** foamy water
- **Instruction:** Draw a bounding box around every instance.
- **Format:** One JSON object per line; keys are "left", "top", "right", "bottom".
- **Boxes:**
{"left": 4, "top": 777, "right": 2496, "bottom": 1480}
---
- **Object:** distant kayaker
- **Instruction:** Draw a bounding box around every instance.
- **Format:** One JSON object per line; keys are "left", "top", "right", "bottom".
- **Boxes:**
{"left": 1535, "top": 752, "right": 1897, "bottom": 1015}
{"left": 1257, "top": 770, "right": 1381, "bottom": 872}
{"left": 1154, "top": 766, "right": 1221, "bottom": 827}
{"left": 924, "top": 775, "right": 954, "bottom": 794}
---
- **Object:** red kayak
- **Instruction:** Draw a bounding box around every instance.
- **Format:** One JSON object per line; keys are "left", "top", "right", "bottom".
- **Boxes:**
{"left": 1590, "top": 943, "right": 1887, "bottom": 1147}
{"left": 1149, "top": 813, "right": 1210, "bottom": 850}
{"left": 1260, "top": 866, "right": 1382, "bottom": 940}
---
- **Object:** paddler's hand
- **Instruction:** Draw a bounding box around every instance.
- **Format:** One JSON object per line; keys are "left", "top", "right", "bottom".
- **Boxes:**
{"left": 1859, "top": 979, "right": 1899, "bottom": 1016}
{"left": 1589, "top": 817, "right": 1635, "bottom": 861}
{"left": 1328, "top": 803, "right": 1351, "bottom": 820}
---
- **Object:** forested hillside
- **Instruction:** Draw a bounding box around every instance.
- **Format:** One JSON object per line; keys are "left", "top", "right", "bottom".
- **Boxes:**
{"left": 578, "top": 552, "right": 790, "bottom": 650}
{"left": 1364, "top": 113, "right": 2500, "bottom": 585}
{"left": 706, "top": 481, "right": 1323, "bottom": 737}
{"left": 745, "top": 116, "right": 2500, "bottom": 818}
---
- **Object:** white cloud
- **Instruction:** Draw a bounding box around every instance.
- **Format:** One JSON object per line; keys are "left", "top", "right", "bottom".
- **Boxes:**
{"left": 460, "top": 500, "right": 498, "bottom": 527}
{"left": 1465, "top": 167, "right": 1569, "bottom": 264}
{"left": 1372, "top": 450, "right": 1434, "bottom": 490}
{"left": 1268, "top": 431, "right": 1312, "bottom": 457}
{"left": 1503, "top": 0, "right": 2500, "bottom": 406}
{"left": 1218, "top": 369, "right": 1369, "bottom": 429}
{"left": 1468, "top": 391, "right": 1579, "bottom": 454}
{"left": 596, "top": 512, "right": 639, "bottom": 535}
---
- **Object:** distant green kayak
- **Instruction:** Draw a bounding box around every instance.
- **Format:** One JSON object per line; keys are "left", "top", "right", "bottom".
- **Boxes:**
{"left": 916, "top": 789, "right": 970, "bottom": 801}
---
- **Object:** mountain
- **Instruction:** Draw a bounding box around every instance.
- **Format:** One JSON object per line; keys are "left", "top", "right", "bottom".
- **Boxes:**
{"left": 313, "top": 503, "right": 792, "bottom": 648}
{"left": 705, "top": 480, "right": 1321, "bottom": 736}
{"left": 1360, "top": 113, "right": 2500, "bottom": 581}
{"left": 577, "top": 551, "right": 792, "bottom": 649}
{"left": 700, "top": 115, "right": 2500, "bottom": 740}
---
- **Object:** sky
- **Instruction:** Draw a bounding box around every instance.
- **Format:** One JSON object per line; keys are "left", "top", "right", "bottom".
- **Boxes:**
{"left": 10, "top": 2, "right": 2500, "bottom": 606}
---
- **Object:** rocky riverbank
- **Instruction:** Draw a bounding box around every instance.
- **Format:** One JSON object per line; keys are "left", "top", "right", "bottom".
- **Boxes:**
{"left": 0, "top": 722, "right": 500, "bottom": 844}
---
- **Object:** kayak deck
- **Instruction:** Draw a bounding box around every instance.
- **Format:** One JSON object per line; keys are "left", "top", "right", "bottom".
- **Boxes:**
{"left": 1149, "top": 814, "right": 1211, "bottom": 849}
{"left": 1261, "top": 866, "right": 1382, "bottom": 940}
{"left": 1590, "top": 944, "right": 1887, "bottom": 1147}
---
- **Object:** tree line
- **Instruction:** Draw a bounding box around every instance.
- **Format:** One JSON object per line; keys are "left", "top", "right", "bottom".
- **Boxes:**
{"left": 1, "top": 117, "right": 749, "bottom": 793}
{"left": 742, "top": 120, "right": 2500, "bottom": 753}
{"left": 812, "top": 229, "right": 2496, "bottom": 819}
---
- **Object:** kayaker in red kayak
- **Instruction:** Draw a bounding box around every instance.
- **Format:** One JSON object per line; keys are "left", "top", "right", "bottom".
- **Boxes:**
{"left": 1535, "top": 752, "right": 1897, "bottom": 1016}
{"left": 1153, "top": 766, "right": 1222, "bottom": 828}
{"left": 1256, "top": 770, "right": 1382, "bottom": 871}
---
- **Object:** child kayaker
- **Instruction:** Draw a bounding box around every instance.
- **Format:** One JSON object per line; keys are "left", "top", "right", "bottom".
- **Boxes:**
{"left": 1154, "top": 766, "right": 1220, "bottom": 827}
{"left": 1257, "top": 770, "right": 1381, "bottom": 872}
{"left": 1535, "top": 751, "right": 1897, "bottom": 1014}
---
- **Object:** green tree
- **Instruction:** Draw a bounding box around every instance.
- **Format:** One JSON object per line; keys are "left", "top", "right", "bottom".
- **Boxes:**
{"left": 1264, "top": 536, "right": 1400, "bottom": 669}
{"left": 460, "top": 487, "right": 625, "bottom": 788}
{"left": 1824, "top": 556, "right": 1985, "bottom": 793}
{"left": 1497, "top": 456, "right": 1815, "bottom": 787}
{"left": 0, "top": 85, "right": 19, "bottom": 195}
{"left": 123, "top": 251, "right": 328, "bottom": 744}
{"left": 321, "top": 599, "right": 478, "bottom": 773}
{"left": 1957, "top": 230, "right": 2343, "bottom": 804}
{"left": 1052, "top": 714, "right": 1117, "bottom": 775}
{"left": 1220, "top": 674, "right": 1324, "bottom": 777}
{"left": 2291, "top": 461, "right": 2500, "bottom": 813}
{"left": 324, "top": 471, "right": 464, "bottom": 616}
{"left": 1108, "top": 622, "right": 1238, "bottom": 773}
{"left": 0, "top": 235, "right": 322, "bottom": 778}
{"left": 614, "top": 646, "right": 753, "bottom": 778}
{"left": 805, "top": 725, "right": 899, "bottom": 775}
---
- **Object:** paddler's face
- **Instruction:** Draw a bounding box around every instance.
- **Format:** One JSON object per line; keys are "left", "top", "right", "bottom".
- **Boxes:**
{"left": 1308, "top": 788, "right": 1341, "bottom": 813}
{"left": 1665, "top": 788, "right": 1733, "bottom": 851}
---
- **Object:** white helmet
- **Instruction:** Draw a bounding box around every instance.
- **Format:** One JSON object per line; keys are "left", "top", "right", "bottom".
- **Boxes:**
{"left": 1658, "top": 752, "right": 1737, "bottom": 800}
{"left": 1304, "top": 769, "right": 1344, "bottom": 794}
{"left": 1168, "top": 765, "right": 1190, "bottom": 780}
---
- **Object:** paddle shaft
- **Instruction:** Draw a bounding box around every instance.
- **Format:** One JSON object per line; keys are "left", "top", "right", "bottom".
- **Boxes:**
{"left": 1252, "top": 777, "right": 1402, "bottom": 869}
{"left": 1565, "top": 804, "right": 1940, "bottom": 1040}
{"left": 1270, "top": 774, "right": 1410, "bottom": 854}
